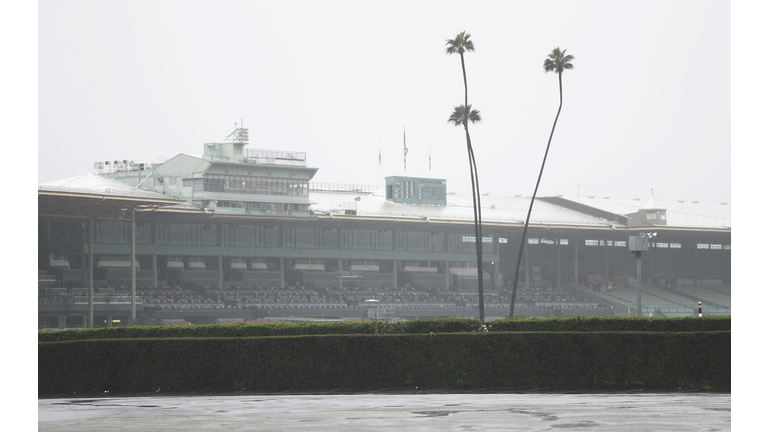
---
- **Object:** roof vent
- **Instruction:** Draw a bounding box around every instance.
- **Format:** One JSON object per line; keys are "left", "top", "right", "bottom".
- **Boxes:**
{"left": 692, "top": 201, "right": 699, "bottom": 204}
{"left": 720, "top": 202, "right": 728, "bottom": 205}
{"left": 602, "top": 196, "right": 610, "bottom": 199}
{"left": 587, "top": 195, "right": 595, "bottom": 199}
{"left": 678, "top": 200, "right": 685, "bottom": 203}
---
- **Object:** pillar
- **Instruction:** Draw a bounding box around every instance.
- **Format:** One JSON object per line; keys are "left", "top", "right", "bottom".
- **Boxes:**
{"left": 131, "top": 207, "right": 136, "bottom": 326}
{"left": 88, "top": 219, "right": 94, "bottom": 329}
{"left": 445, "top": 260, "right": 450, "bottom": 291}
{"left": 219, "top": 256, "right": 224, "bottom": 290}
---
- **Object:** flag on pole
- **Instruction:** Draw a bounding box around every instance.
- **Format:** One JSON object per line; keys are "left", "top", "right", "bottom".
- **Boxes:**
{"left": 378, "top": 143, "right": 381, "bottom": 167}
{"left": 403, "top": 127, "right": 408, "bottom": 170}
{"left": 429, "top": 143, "right": 432, "bottom": 171}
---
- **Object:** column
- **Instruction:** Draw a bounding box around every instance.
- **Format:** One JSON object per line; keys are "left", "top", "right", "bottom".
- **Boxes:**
{"left": 445, "top": 260, "right": 450, "bottom": 291}
{"left": 338, "top": 258, "right": 343, "bottom": 291}
{"left": 219, "top": 256, "right": 224, "bottom": 290}
{"left": 88, "top": 219, "right": 94, "bottom": 329}
{"left": 574, "top": 234, "right": 579, "bottom": 286}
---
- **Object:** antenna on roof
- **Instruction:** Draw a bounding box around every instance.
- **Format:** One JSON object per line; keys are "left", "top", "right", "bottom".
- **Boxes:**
{"left": 224, "top": 120, "right": 249, "bottom": 144}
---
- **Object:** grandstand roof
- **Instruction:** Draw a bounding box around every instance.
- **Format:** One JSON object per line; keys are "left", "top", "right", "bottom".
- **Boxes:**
{"left": 39, "top": 173, "right": 175, "bottom": 201}
{"left": 38, "top": 174, "right": 730, "bottom": 231}
{"left": 566, "top": 196, "right": 730, "bottom": 230}
{"left": 38, "top": 173, "right": 188, "bottom": 218}
{"left": 310, "top": 192, "right": 617, "bottom": 229}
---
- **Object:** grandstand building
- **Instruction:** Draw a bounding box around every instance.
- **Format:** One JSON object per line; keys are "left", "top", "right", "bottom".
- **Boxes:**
{"left": 38, "top": 127, "right": 731, "bottom": 328}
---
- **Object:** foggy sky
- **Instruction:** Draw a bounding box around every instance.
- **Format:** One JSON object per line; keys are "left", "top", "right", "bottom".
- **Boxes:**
{"left": 36, "top": 0, "right": 733, "bottom": 204}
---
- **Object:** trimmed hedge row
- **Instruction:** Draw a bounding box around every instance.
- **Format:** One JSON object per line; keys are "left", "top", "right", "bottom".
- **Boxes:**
{"left": 37, "top": 316, "right": 730, "bottom": 342}
{"left": 39, "top": 331, "right": 730, "bottom": 394}
{"left": 491, "top": 316, "right": 730, "bottom": 332}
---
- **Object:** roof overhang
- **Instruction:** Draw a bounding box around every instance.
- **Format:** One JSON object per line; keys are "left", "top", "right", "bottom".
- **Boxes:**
{"left": 38, "top": 187, "right": 187, "bottom": 219}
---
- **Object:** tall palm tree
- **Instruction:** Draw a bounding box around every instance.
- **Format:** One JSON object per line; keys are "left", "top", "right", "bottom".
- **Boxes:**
{"left": 446, "top": 32, "right": 485, "bottom": 324}
{"left": 448, "top": 104, "right": 482, "bottom": 126}
{"left": 509, "top": 47, "right": 574, "bottom": 318}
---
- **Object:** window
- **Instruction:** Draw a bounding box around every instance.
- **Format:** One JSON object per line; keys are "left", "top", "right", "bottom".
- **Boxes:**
{"left": 655, "top": 243, "right": 669, "bottom": 248}
{"left": 94, "top": 220, "right": 152, "bottom": 244}
{"left": 528, "top": 238, "right": 539, "bottom": 245}
{"left": 697, "top": 244, "right": 710, "bottom": 249}
{"left": 710, "top": 244, "right": 723, "bottom": 250}
{"left": 204, "top": 175, "right": 308, "bottom": 197}
{"left": 283, "top": 227, "right": 338, "bottom": 249}
{"left": 157, "top": 223, "right": 217, "bottom": 246}
{"left": 585, "top": 240, "right": 599, "bottom": 246}
{"left": 670, "top": 242, "right": 682, "bottom": 248}
{"left": 341, "top": 229, "right": 394, "bottom": 251}
{"left": 559, "top": 239, "right": 569, "bottom": 246}
{"left": 614, "top": 240, "right": 627, "bottom": 247}
{"left": 397, "top": 231, "right": 446, "bottom": 252}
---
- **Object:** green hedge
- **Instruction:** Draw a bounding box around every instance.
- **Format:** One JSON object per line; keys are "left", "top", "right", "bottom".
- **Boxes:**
{"left": 491, "top": 316, "right": 730, "bottom": 332}
{"left": 39, "top": 331, "right": 730, "bottom": 394}
{"left": 37, "top": 316, "right": 730, "bottom": 342}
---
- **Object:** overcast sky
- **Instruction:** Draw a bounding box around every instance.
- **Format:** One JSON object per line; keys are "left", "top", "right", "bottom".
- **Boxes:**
{"left": 36, "top": 0, "right": 733, "bottom": 204}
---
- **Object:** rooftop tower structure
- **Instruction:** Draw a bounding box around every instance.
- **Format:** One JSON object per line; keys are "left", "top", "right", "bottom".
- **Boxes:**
{"left": 98, "top": 124, "right": 318, "bottom": 216}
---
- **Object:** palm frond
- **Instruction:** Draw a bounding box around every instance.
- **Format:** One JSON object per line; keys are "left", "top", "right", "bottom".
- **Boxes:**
{"left": 543, "top": 47, "right": 575, "bottom": 74}
{"left": 447, "top": 104, "right": 482, "bottom": 126}
{"left": 445, "top": 31, "right": 474, "bottom": 55}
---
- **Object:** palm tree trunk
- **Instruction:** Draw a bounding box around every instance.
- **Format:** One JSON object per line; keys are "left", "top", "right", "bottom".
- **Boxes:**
{"left": 460, "top": 53, "right": 484, "bottom": 324}
{"left": 465, "top": 126, "right": 484, "bottom": 323}
{"left": 509, "top": 72, "right": 563, "bottom": 318}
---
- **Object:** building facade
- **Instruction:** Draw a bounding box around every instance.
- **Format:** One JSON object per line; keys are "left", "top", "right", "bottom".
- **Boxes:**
{"left": 38, "top": 129, "right": 731, "bottom": 328}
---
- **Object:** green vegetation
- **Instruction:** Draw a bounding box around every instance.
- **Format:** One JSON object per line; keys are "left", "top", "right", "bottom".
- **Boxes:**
{"left": 39, "top": 317, "right": 729, "bottom": 394}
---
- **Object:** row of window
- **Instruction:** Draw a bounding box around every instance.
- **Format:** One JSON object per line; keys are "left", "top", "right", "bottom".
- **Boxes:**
{"left": 217, "top": 201, "right": 310, "bottom": 212}
{"left": 92, "top": 221, "right": 495, "bottom": 253}
{"left": 200, "top": 175, "right": 308, "bottom": 197}
{"left": 520, "top": 238, "right": 731, "bottom": 250}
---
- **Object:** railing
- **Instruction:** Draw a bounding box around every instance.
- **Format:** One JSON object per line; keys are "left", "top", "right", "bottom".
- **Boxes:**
{"left": 309, "top": 183, "right": 377, "bottom": 195}
{"left": 245, "top": 149, "right": 306, "bottom": 161}
{"left": 646, "top": 307, "right": 731, "bottom": 316}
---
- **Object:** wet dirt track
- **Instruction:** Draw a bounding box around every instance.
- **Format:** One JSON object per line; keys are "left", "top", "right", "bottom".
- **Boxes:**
{"left": 39, "top": 391, "right": 731, "bottom": 431}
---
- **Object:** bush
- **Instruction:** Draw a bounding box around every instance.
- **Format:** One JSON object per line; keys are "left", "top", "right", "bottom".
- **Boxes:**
{"left": 37, "top": 317, "right": 729, "bottom": 342}
{"left": 39, "top": 330, "right": 730, "bottom": 394}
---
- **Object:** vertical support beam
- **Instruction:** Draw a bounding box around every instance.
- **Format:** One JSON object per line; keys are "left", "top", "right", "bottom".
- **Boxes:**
{"left": 494, "top": 260, "right": 499, "bottom": 289}
{"left": 152, "top": 254, "right": 158, "bottom": 288}
{"left": 280, "top": 257, "right": 285, "bottom": 289}
{"left": 131, "top": 207, "right": 136, "bottom": 326}
{"left": 88, "top": 219, "right": 94, "bottom": 329}
{"left": 219, "top": 256, "right": 224, "bottom": 290}
{"left": 394, "top": 259, "right": 398, "bottom": 290}
{"left": 338, "top": 258, "right": 343, "bottom": 291}
{"left": 445, "top": 260, "right": 450, "bottom": 291}
{"left": 605, "top": 237, "right": 610, "bottom": 282}
{"left": 636, "top": 252, "right": 642, "bottom": 316}
{"left": 107, "top": 314, "right": 113, "bottom": 328}
{"left": 574, "top": 233, "right": 580, "bottom": 287}
{"left": 556, "top": 238, "right": 562, "bottom": 286}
